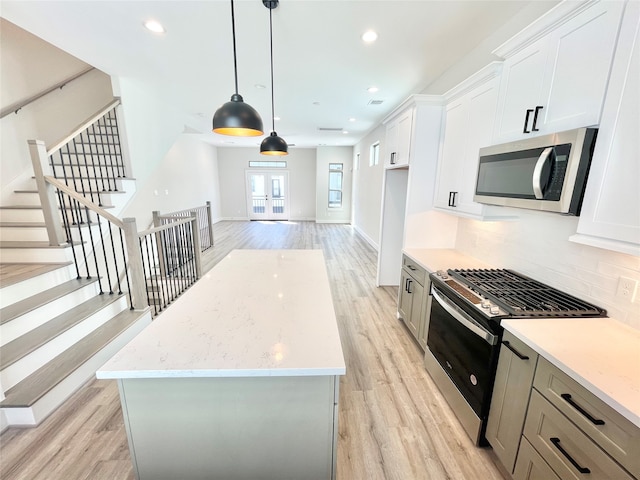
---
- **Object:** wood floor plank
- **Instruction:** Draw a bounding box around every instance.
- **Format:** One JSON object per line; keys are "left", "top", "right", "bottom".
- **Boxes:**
{"left": 0, "top": 221, "right": 506, "bottom": 479}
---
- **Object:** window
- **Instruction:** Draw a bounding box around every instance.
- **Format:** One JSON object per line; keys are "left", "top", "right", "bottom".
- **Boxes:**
{"left": 248, "top": 161, "right": 287, "bottom": 168}
{"left": 328, "top": 163, "right": 343, "bottom": 208}
{"left": 369, "top": 142, "right": 380, "bottom": 166}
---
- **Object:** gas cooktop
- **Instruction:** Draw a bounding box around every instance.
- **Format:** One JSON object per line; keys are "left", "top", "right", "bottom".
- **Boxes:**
{"left": 431, "top": 268, "right": 607, "bottom": 321}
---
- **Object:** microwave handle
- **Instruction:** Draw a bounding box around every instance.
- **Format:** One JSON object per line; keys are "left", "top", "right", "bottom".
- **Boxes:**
{"left": 431, "top": 287, "right": 498, "bottom": 345}
{"left": 533, "top": 147, "right": 554, "bottom": 199}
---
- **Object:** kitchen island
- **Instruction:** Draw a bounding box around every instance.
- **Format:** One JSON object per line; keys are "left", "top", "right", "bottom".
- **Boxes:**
{"left": 97, "top": 249, "right": 346, "bottom": 480}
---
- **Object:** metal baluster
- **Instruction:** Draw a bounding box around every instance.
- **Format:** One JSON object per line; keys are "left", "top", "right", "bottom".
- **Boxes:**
{"left": 57, "top": 190, "right": 81, "bottom": 279}
{"left": 107, "top": 222, "right": 121, "bottom": 295}
{"left": 139, "top": 237, "right": 156, "bottom": 316}
{"left": 78, "top": 131, "right": 97, "bottom": 207}
{"left": 58, "top": 147, "right": 78, "bottom": 225}
{"left": 88, "top": 122, "right": 104, "bottom": 203}
{"left": 72, "top": 197, "right": 91, "bottom": 279}
{"left": 84, "top": 206, "right": 104, "bottom": 294}
{"left": 157, "top": 233, "right": 169, "bottom": 307}
{"left": 103, "top": 111, "right": 117, "bottom": 192}
{"left": 163, "top": 227, "right": 176, "bottom": 304}
{"left": 110, "top": 108, "right": 126, "bottom": 178}
{"left": 144, "top": 235, "right": 160, "bottom": 314}
{"left": 118, "top": 229, "right": 134, "bottom": 310}
{"left": 95, "top": 213, "right": 111, "bottom": 294}
{"left": 72, "top": 135, "right": 89, "bottom": 224}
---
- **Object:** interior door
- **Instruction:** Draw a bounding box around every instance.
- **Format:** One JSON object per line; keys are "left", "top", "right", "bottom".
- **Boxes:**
{"left": 246, "top": 171, "right": 289, "bottom": 220}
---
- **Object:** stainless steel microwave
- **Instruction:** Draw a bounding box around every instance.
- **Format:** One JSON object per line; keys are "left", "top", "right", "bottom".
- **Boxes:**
{"left": 474, "top": 128, "right": 598, "bottom": 215}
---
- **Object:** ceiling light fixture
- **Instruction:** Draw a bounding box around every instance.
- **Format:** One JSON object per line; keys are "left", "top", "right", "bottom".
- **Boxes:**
{"left": 362, "top": 30, "right": 378, "bottom": 43}
{"left": 260, "top": 0, "right": 288, "bottom": 156}
{"left": 367, "top": 86, "right": 379, "bottom": 93}
{"left": 213, "top": 0, "right": 264, "bottom": 137}
{"left": 144, "top": 20, "right": 165, "bottom": 34}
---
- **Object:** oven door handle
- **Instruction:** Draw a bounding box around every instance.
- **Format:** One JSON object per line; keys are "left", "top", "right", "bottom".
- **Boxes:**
{"left": 431, "top": 287, "right": 498, "bottom": 345}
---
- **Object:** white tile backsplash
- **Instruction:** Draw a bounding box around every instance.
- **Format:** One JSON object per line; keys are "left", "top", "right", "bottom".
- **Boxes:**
{"left": 454, "top": 208, "right": 640, "bottom": 329}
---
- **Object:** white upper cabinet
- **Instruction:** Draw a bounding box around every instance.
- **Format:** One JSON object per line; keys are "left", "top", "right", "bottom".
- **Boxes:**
{"left": 571, "top": 1, "right": 640, "bottom": 256}
{"left": 384, "top": 107, "right": 414, "bottom": 168}
{"left": 434, "top": 63, "right": 513, "bottom": 220}
{"left": 493, "top": 0, "right": 625, "bottom": 144}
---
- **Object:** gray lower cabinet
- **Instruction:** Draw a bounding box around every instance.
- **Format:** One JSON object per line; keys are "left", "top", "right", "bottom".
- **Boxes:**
{"left": 397, "top": 255, "right": 430, "bottom": 349}
{"left": 486, "top": 331, "right": 539, "bottom": 474}
{"left": 488, "top": 337, "right": 640, "bottom": 480}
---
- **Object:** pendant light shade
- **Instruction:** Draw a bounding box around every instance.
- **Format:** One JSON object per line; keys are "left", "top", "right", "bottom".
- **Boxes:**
{"left": 213, "top": 0, "right": 263, "bottom": 137}
{"left": 260, "top": 0, "right": 288, "bottom": 155}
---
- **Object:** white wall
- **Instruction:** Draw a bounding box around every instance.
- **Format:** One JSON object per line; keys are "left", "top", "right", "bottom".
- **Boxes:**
{"left": 455, "top": 209, "right": 640, "bottom": 329}
{"left": 0, "top": 19, "right": 114, "bottom": 203}
{"left": 121, "top": 135, "right": 221, "bottom": 228}
{"left": 352, "top": 124, "right": 386, "bottom": 249}
{"left": 217, "top": 148, "right": 316, "bottom": 221}
{"left": 316, "top": 147, "right": 353, "bottom": 224}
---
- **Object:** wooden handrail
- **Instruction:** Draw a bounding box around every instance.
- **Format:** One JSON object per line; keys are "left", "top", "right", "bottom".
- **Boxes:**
{"left": 138, "top": 217, "right": 196, "bottom": 237}
{"left": 44, "top": 175, "right": 125, "bottom": 228}
{"left": 1, "top": 67, "right": 96, "bottom": 119}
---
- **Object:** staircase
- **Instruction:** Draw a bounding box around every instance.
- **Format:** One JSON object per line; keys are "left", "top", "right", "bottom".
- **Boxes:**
{"left": 0, "top": 100, "right": 152, "bottom": 430}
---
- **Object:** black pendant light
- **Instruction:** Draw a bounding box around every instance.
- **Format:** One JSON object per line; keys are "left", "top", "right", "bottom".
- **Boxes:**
{"left": 213, "top": 0, "right": 264, "bottom": 137}
{"left": 260, "top": 0, "right": 288, "bottom": 155}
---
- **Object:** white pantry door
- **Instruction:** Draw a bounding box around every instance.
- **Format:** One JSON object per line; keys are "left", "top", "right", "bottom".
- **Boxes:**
{"left": 246, "top": 171, "right": 289, "bottom": 220}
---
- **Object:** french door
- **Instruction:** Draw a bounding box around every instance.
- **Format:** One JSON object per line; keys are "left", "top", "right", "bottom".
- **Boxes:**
{"left": 246, "top": 171, "right": 289, "bottom": 220}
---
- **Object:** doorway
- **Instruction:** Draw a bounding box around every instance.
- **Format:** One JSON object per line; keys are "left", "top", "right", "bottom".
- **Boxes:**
{"left": 246, "top": 171, "right": 289, "bottom": 220}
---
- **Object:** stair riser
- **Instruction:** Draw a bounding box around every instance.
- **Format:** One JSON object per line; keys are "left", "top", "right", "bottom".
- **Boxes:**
{"left": 0, "top": 264, "right": 76, "bottom": 307}
{"left": 0, "top": 226, "right": 49, "bottom": 242}
{"left": 0, "top": 209, "right": 45, "bottom": 223}
{"left": 6, "top": 192, "right": 41, "bottom": 206}
{"left": 0, "top": 246, "right": 76, "bottom": 262}
{"left": 1, "top": 296, "right": 128, "bottom": 390}
{"left": 0, "top": 282, "right": 100, "bottom": 344}
{"left": 43, "top": 177, "right": 126, "bottom": 193}
{"left": 1, "top": 310, "right": 151, "bottom": 427}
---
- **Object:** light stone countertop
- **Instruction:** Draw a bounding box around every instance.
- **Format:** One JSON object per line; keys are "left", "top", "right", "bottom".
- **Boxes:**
{"left": 503, "top": 318, "right": 640, "bottom": 428}
{"left": 402, "top": 248, "right": 493, "bottom": 272}
{"left": 97, "top": 249, "right": 346, "bottom": 379}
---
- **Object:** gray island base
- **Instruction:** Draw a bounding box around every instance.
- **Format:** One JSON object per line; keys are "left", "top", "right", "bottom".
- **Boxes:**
{"left": 98, "top": 250, "right": 346, "bottom": 480}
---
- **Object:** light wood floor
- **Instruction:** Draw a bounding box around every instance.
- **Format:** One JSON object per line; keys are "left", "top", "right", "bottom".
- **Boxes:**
{"left": 0, "top": 221, "right": 507, "bottom": 480}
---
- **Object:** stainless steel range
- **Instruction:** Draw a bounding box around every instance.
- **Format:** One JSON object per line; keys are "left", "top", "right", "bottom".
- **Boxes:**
{"left": 423, "top": 268, "right": 606, "bottom": 445}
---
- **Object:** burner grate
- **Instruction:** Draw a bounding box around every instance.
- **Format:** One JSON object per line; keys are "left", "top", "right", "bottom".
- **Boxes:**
{"left": 448, "top": 269, "right": 605, "bottom": 317}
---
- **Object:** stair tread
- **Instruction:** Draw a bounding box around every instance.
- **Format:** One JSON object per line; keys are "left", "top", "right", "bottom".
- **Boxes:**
{"left": 0, "top": 205, "right": 115, "bottom": 210}
{"left": 0, "top": 277, "right": 98, "bottom": 325}
{"left": 0, "top": 308, "right": 146, "bottom": 408}
{"left": 13, "top": 190, "right": 126, "bottom": 195}
{"left": 0, "top": 241, "right": 77, "bottom": 249}
{"left": 0, "top": 293, "right": 125, "bottom": 370}
{"left": 0, "top": 222, "right": 46, "bottom": 227}
{"left": 0, "top": 262, "right": 73, "bottom": 289}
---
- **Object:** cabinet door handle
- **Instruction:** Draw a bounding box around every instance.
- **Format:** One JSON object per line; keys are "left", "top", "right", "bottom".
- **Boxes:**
{"left": 448, "top": 191, "right": 458, "bottom": 207}
{"left": 405, "top": 277, "right": 410, "bottom": 292}
{"left": 407, "top": 279, "right": 413, "bottom": 294}
{"left": 390, "top": 152, "right": 396, "bottom": 164}
{"left": 407, "top": 265, "right": 416, "bottom": 271}
{"left": 532, "top": 105, "right": 543, "bottom": 132}
{"left": 550, "top": 437, "right": 591, "bottom": 474}
{"left": 560, "top": 393, "right": 605, "bottom": 426}
{"left": 523, "top": 109, "right": 534, "bottom": 133}
{"left": 501, "top": 340, "right": 530, "bottom": 360}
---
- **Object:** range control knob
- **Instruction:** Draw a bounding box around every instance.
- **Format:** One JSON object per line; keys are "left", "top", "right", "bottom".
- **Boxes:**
{"left": 436, "top": 270, "right": 449, "bottom": 279}
{"left": 489, "top": 306, "right": 500, "bottom": 315}
{"left": 481, "top": 300, "right": 492, "bottom": 309}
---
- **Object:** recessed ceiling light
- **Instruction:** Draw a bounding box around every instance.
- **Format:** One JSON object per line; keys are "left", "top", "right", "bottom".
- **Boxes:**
{"left": 274, "top": 116, "right": 281, "bottom": 121}
{"left": 144, "top": 20, "right": 165, "bottom": 34}
{"left": 367, "top": 86, "right": 379, "bottom": 93}
{"left": 362, "top": 30, "right": 378, "bottom": 43}
{"left": 349, "top": 117, "right": 356, "bottom": 122}
{"left": 255, "top": 84, "right": 266, "bottom": 89}
{"left": 343, "top": 131, "right": 349, "bottom": 134}
{"left": 313, "top": 101, "right": 321, "bottom": 106}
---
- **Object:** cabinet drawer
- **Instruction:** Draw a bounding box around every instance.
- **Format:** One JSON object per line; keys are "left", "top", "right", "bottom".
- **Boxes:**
{"left": 533, "top": 357, "right": 640, "bottom": 477}
{"left": 401, "top": 255, "right": 426, "bottom": 285}
{"left": 524, "top": 390, "right": 634, "bottom": 480}
{"left": 513, "top": 437, "right": 561, "bottom": 480}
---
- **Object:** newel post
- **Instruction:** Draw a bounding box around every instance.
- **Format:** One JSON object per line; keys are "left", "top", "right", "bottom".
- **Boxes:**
{"left": 206, "top": 200, "right": 215, "bottom": 248}
{"left": 28, "top": 140, "right": 65, "bottom": 246}
{"left": 191, "top": 212, "right": 203, "bottom": 279}
{"left": 122, "top": 217, "right": 149, "bottom": 310}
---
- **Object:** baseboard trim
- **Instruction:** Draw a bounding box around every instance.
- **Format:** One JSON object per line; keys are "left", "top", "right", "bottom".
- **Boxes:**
{"left": 353, "top": 225, "right": 379, "bottom": 252}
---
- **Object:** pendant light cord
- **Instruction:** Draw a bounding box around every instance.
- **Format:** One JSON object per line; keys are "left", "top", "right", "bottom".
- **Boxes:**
{"left": 231, "top": 0, "right": 239, "bottom": 95}
{"left": 269, "top": 6, "right": 275, "bottom": 133}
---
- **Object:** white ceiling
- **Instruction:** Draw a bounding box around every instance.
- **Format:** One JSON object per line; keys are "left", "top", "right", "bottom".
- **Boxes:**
{"left": 1, "top": 0, "right": 558, "bottom": 149}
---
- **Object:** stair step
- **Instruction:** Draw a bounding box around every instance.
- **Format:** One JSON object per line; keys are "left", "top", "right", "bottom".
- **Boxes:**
{"left": 0, "top": 278, "right": 98, "bottom": 325}
{"left": 0, "top": 293, "right": 125, "bottom": 370}
{"left": 0, "top": 308, "right": 146, "bottom": 408}
{"left": 0, "top": 222, "right": 46, "bottom": 228}
{"left": 14, "top": 189, "right": 126, "bottom": 195}
{"left": 0, "top": 241, "right": 75, "bottom": 248}
{"left": 0, "top": 205, "right": 115, "bottom": 210}
{"left": 0, "top": 262, "right": 72, "bottom": 289}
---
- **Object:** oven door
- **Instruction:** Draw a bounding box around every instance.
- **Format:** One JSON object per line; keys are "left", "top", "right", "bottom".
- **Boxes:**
{"left": 427, "top": 285, "right": 499, "bottom": 418}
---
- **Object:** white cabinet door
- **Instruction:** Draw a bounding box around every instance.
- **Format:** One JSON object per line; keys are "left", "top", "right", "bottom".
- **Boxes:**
{"left": 384, "top": 108, "right": 413, "bottom": 167}
{"left": 493, "top": 1, "right": 624, "bottom": 144}
{"left": 541, "top": 1, "right": 624, "bottom": 133}
{"left": 572, "top": 1, "right": 640, "bottom": 255}
{"left": 493, "top": 40, "right": 550, "bottom": 142}
{"left": 434, "top": 76, "right": 500, "bottom": 218}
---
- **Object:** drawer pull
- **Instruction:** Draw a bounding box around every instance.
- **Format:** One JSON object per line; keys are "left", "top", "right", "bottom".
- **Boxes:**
{"left": 560, "top": 393, "right": 605, "bottom": 426}
{"left": 550, "top": 437, "right": 591, "bottom": 474}
{"left": 501, "top": 340, "right": 529, "bottom": 360}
